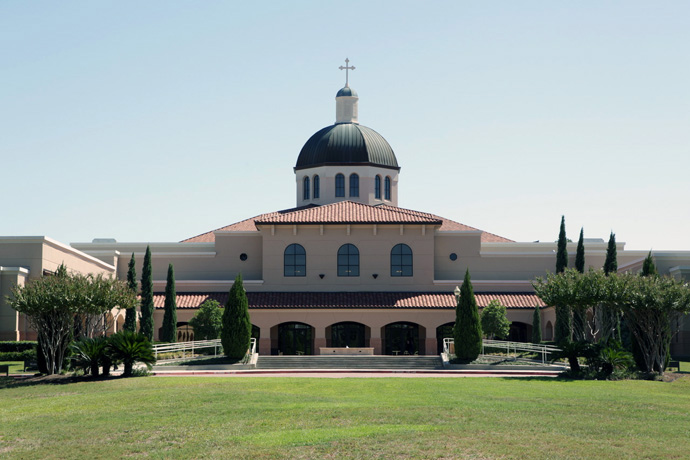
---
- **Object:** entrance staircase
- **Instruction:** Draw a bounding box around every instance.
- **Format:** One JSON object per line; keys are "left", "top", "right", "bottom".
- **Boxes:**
{"left": 256, "top": 355, "right": 441, "bottom": 370}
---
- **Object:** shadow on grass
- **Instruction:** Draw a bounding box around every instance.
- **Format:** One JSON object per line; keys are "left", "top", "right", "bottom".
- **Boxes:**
{"left": 0, "top": 373, "right": 147, "bottom": 390}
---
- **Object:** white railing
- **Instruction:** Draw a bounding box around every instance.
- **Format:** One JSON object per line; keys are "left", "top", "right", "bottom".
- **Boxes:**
{"left": 443, "top": 338, "right": 561, "bottom": 364}
{"left": 153, "top": 339, "right": 221, "bottom": 360}
{"left": 152, "top": 338, "right": 257, "bottom": 362}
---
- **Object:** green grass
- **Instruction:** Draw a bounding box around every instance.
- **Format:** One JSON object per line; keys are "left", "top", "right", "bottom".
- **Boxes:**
{"left": 0, "top": 376, "right": 689, "bottom": 459}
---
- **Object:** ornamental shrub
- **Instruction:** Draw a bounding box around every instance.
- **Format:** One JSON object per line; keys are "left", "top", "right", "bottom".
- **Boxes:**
{"left": 480, "top": 300, "right": 510, "bottom": 340}
{"left": 189, "top": 300, "right": 223, "bottom": 340}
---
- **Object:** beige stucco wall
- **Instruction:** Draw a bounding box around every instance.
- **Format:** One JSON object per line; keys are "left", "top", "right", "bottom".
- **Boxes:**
{"left": 0, "top": 237, "right": 116, "bottom": 341}
{"left": 259, "top": 223, "right": 435, "bottom": 291}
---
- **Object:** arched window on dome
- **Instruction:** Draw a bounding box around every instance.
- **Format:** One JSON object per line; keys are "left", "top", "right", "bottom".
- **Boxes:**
{"left": 284, "top": 244, "right": 306, "bottom": 277}
{"left": 313, "top": 175, "right": 320, "bottom": 199}
{"left": 337, "top": 244, "right": 359, "bottom": 277}
{"left": 349, "top": 174, "right": 359, "bottom": 197}
{"left": 384, "top": 176, "right": 391, "bottom": 200}
{"left": 335, "top": 174, "right": 345, "bottom": 197}
{"left": 375, "top": 175, "right": 381, "bottom": 200}
{"left": 391, "top": 243, "right": 413, "bottom": 277}
{"left": 303, "top": 176, "right": 310, "bottom": 200}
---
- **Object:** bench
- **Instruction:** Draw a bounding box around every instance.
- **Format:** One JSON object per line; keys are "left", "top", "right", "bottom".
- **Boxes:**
{"left": 667, "top": 360, "right": 680, "bottom": 371}
{"left": 0, "top": 364, "right": 9, "bottom": 376}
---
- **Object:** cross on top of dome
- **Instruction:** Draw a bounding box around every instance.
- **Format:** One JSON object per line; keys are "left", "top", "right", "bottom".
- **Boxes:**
{"left": 339, "top": 58, "right": 355, "bottom": 87}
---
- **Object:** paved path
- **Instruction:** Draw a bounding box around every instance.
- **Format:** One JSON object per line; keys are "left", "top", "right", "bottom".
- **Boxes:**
{"left": 152, "top": 369, "right": 561, "bottom": 378}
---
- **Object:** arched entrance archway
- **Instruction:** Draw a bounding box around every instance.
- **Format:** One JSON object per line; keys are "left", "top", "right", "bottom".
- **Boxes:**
{"left": 176, "top": 322, "right": 194, "bottom": 342}
{"left": 436, "top": 322, "right": 455, "bottom": 354}
{"left": 382, "top": 322, "right": 424, "bottom": 355}
{"left": 272, "top": 322, "right": 314, "bottom": 355}
{"left": 509, "top": 322, "right": 533, "bottom": 342}
{"left": 326, "top": 322, "right": 369, "bottom": 348}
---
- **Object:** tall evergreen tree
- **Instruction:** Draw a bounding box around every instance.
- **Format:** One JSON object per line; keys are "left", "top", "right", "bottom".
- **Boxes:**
{"left": 575, "top": 228, "right": 585, "bottom": 273}
{"left": 602, "top": 232, "right": 620, "bottom": 341}
{"left": 604, "top": 232, "right": 618, "bottom": 275}
{"left": 556, "top": 215, "right": 568, "bottom": 273}
{"left": 123, "top": 253, "right": 138, "bottom": 332}
{"left": 160, "top": 264, "right": 177, "bottom": 343}
{"left": 221, "top": 273, "right": 252, "bottom": 360}
{"left": 139, "top": 245, "right": 155, "bottom": 342}
{"left": 532, "top": 305, "right": 542, "bottom": 344}
{"left": 453, "top": 269, "right": 483, "bottom": 362}
{"left": 572, "top": 228, "right": 586, "bottom": 340}
{"left": 641, "top": 251, "right": 658, "bottom": 277}
{"left": 554, "top": 216, "right": 572, "bottom": 343}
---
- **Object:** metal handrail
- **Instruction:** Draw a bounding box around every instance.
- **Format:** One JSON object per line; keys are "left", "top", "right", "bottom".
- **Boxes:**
{"left": 152, "top": 337, "right": 258, "bottom": 362}
{"left": 152, "top": 339, "right": 221, "bottom": 360}
{"left": 443, "top": 338, "right": 561, "bottom": 364}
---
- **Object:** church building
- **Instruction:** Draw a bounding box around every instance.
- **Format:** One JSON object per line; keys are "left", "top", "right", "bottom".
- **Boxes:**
{"left": 2, "top": 62, "right": 689, "bottom": 356}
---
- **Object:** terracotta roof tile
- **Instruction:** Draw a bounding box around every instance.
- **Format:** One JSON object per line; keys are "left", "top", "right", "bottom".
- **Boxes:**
{"left": 181, "top": 202, "right": 512, "bottom": 243}
{"left": 154, "top": 292, "right": 544, "bottom": 310}
{"left": 255, "top": 201, "right": 442, "bottom": 225}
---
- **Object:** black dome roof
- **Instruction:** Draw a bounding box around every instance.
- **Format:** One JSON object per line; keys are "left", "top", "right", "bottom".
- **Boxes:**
{"left": 295, "top": 123, "right": 399, "bottom": 170}
{"left": 336, "top": 86, "right": 358, "bottom": 97}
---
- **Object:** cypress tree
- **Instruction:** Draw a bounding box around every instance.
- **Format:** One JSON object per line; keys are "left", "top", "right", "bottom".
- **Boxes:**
{"left": 641, "top": 251, "right": 658, "bottom": 277}
{"left": 554, "top": 216, "right": 572, "bottom": 344}
{"left": 532, "top": 305, "right": 542, "bottom": 344}
{"left": 139, "top": 245, "right": 155, "bottom": 342}
{"left": 575, "top": 228, "right": 585, "bottom": 273}
{"left": 572, "top": 228, "right": 586, "bottom": 340}
{"left": 221, "top": 273, "right": 252, "bottom": 360}
{"left": 453, "top": 269, "right": 483, "bottom": 362}
{"left": 160, "top": 264, "right": 177, "bottom": 343}
{"left": 603, "top": 232, "right": 618, "bottom": 275}
{"left": 556, "top": 215, "right": 568, "bottom": 273}
{"left": 123, "top": 253, "right": 138, "bottom": 332}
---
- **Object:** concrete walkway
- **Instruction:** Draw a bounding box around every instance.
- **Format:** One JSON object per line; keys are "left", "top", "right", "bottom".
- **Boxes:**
{"left": 152, "top": 369, "right": 561, "bottom": 378}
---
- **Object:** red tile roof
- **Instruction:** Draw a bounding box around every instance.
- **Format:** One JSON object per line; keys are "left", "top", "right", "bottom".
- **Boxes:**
{"left": 255, "top": 201, "right": 442, "bottom": 225}
{"left": 154, "top": 292, "right": 544, "bottom": 310}
{"left": 181, "top": 202, "right": 513, "bottom": 243}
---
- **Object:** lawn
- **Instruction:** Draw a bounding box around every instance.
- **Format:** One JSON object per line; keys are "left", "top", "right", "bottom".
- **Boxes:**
{"left": 1, "top": 375, "right": 689, "bottom": 459}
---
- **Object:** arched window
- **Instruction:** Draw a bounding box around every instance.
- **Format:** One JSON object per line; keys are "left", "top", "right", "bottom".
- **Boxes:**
{"left": 337, "top": 244, "right": 359, "bottom": 277}
{"left": 303, "top": 176, "right": 310, "bottom": 200}
{"left": 335, "top": 174, "right": 345, "bottom": 197}
{"left": 391, "top": 243, "right": 412, "bottom": 277}
{"left": 313, "top": 175, "right": 320, "bottom": 199}
{"left": 349, "top": 173, "right": 359, "bottom": 197}
{"left": 375, "top": 175, "right": 381, "bottom": 199}
{"left": 284, "top": 244, "right": 306, "bottom": 277}
{"left": 384, "top": 176, "right": 391, "bottom": 200}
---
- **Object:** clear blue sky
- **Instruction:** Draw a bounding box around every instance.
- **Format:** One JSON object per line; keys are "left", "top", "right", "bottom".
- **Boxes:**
{"left": 2, "top": 1, "right": 688, "bottom": 250}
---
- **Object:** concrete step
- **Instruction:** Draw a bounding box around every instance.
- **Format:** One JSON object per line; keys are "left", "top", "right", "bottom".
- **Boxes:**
{"left": 256, "top": 355, "right": 441, "bottom": 370}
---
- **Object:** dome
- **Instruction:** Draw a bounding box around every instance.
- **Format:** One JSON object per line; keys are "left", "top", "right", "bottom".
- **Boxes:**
{"left": 295, "top": 123, "right": 399, "bottom": 170}
{"left": 336, "top": 86, "right": 358, "bottom": 97}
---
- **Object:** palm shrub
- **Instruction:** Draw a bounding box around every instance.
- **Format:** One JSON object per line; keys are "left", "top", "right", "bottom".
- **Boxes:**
{"left": 598, "top": 346, "right": 634, "bottom": 377}
{"left": 107, "top": 331, "right": 156, "bottom": 377}
{"left": 71, "top": 336, "right": 108, "bottom": 377}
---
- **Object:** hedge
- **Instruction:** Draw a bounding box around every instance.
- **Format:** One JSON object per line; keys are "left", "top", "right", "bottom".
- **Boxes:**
{"left": 0, "top": 349, "right": 36, "bottom": 362}
{"left": 0, "top": 341, "right": 37, "bottom": 353}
